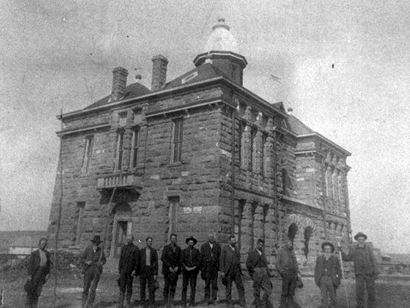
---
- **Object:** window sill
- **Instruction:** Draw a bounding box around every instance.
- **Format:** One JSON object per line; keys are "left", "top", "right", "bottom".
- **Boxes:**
{"left": 168, "top": 161, "right": 183, "bottom": 167}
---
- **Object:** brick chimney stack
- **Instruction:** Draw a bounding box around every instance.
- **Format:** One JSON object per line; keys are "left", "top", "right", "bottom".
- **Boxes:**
{"left": 151, "top": 55, "right": 168, "bottom": 91}
{"left": 111, "top": 67, "right": 128, "bottom": 101}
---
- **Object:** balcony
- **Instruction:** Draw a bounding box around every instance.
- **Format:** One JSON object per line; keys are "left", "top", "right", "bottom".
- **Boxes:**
{"left": 97, "top": 173, "right": 142, "bottom": 192}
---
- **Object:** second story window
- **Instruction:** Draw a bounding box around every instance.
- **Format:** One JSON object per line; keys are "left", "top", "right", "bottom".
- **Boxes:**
{"left": 170, "top": 118, "right": 183, "bottom": 163}
{"left": 130, "top": 126, "right": 140, "bottom": 168}
{"left": 81, "top": 135, "right": 93, "bottom": 174}
{"left": 115, "top": 129, "right": 124, "bottom": 170}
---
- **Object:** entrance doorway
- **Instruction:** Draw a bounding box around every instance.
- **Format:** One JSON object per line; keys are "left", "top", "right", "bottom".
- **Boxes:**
{"left": 110, "top": 201, "right": 132, "bottom": 259}
{"left": 114, "top": 220, "right": 131, "bottom": 258}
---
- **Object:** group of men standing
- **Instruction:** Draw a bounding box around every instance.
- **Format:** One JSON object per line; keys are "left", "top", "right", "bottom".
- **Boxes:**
{"left": 24, "top": 231, "right": 379, "bottom": 308}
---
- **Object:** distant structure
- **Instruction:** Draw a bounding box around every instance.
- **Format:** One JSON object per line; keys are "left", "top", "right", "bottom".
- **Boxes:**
{"left": 48, "top": 19, "right": 351, "bottom": 270}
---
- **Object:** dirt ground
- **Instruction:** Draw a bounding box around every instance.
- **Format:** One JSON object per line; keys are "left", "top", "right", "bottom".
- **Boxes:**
{"left": 1, "top": 271, "right": 410, "bottom": 308}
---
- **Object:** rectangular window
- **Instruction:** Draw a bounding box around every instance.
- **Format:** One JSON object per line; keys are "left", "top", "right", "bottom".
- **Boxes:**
{"left": 81, "top": 136, "right": 93, "bottom": 174}
{"left": 115, "top": 130, "right": 124, "bottom": 170}
{"left": 130, "top": 126, "right": 140, "bottom": 168}
{"left": 168, "top": 196, "right": 179, "bottom": 238}
{"left": 118, "top": 111, "right": 128, "bottom": 127}
{"left": 73, "top": 202, "right": 85, "bottom": 245}
{"left": 170, "top": 118, "right": 183, "bottom": 163}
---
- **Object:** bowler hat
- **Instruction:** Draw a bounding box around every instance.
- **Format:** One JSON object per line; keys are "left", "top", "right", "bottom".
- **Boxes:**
{"left": 91, "top": 235, "right": 103, "bottom": 244}
{"left": 354, "top": 232, "right": 367, "bottom": 241}
{"left": 185, "top": 236, "right": 198, "bottom": 245}
{"left": 321, "top": 241, "right": 335, "bottom": 252}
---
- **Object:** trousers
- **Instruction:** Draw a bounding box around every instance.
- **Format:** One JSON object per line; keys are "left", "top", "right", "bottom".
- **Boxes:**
{"left": 182, "top": 271, "right": 198, "bottom": 305}
{"left": 163, "top": 274, "right": 179, "bottom": 303}
{"left": 279, "top": 272, "right": 300, "bottom": 308}
{"left": 252, "top": 268, "right": 273, "bottom": 308}
{"left": 356, "top": 274, "right": 376, "bottom": 308}
{"left": 204, "top": 269, "right": 218, "bottom": 302}
{"left": 140, "top": 273, "right": 156, "bottom": 305}
{"left": 25, "top": 268, "right": 47, "bottom": 308}
{"left": 225, "top": 268, "right": 245, "bottom": 306}
{"left": 82, "top": 266, "right": 101, "bottom": 308}
{"left": 319, "top": 276, "right": 336, "bottom": 308}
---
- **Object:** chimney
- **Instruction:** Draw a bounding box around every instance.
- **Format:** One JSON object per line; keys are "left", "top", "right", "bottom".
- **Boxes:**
{"left": 111, "top": 67, "right": 128, "bottom": 101}
{"left": 151, "top": 55, "right": 168, "bottom": 91}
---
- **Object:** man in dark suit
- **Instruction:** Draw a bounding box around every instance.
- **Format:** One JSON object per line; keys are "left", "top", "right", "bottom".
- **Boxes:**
{"left": 314, "top": 242, "right": 341, "bottom": 308}
{"left": 246, "top": 239, "right": 273, "bottom": 308}
{"left": 276, "top": 239, "right": 300, "bottom": 308}
{"left": 338, "top": 232, "right": 379, "bottom": 308}
{"left": 81, "top": 235, "right": 106, "bottom": 308}
{"left": 25, "top": 237, "right": 51, "bottom": 308}
{"left": 181, "top": 236, "right": 201, "bottom": 307}
{"left": 139, "top": 236, "right": 158, "bottom": 308}
{"left": 200, "top": 232, "right": 221, "bottom": 305}
{"left": 161, "top": 233, "right": 182, "bottom": 307}
{"left": 220, "top": 235, "right": 246, "bottom": 308}
{"left": 117, "top": 234, "right": 140, "bottom": 308}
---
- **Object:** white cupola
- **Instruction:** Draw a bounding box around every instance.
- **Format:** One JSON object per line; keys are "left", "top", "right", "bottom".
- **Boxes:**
{"left": 193, "top": 18, "right": 247, "bottom": 86}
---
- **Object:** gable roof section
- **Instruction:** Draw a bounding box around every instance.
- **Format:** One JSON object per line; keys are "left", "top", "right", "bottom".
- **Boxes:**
{"left": 84, "top": 82, "right": 151, "bottom": 110}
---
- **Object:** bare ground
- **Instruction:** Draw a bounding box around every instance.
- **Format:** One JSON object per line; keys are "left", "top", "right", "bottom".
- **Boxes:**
{"left": 1, "top": 271, "right": 409, "bottom": 308}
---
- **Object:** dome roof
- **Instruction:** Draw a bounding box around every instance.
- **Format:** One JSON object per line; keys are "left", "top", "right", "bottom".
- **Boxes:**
{"left": 204, "top": 18, "right": 239, "bottom": 54}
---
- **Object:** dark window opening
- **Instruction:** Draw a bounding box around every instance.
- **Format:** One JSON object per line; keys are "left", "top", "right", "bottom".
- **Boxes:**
{"left": 81, "top": 136, "right": 93, "bottom": 174}
{"left": 131, "top": 126, "right": 140, "bottom": 168}
{"left": 170, "top": 118, "right": 183, "bottom": 163}
{"left": 303, "top": 226, "right": 313, "bottom": 258}
{"left": 115, "top": 130, "right": 124, "bottom": 170}
{"left": 287, "top": 223, "right": 298, "bottom": 245}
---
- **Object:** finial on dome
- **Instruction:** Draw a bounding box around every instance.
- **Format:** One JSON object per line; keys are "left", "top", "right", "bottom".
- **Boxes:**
{"left": 213, "top": 17, "right": 230, "bottom": 31}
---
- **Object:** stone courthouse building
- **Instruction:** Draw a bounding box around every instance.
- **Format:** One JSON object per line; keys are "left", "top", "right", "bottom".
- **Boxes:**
{"left": 48, "top": 19, "right": 351, "bottom": 269}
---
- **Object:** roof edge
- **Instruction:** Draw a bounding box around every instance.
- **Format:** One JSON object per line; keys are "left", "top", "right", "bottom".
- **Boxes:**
{"left": 297, "top": 133, "right": 351, "bottom": 156}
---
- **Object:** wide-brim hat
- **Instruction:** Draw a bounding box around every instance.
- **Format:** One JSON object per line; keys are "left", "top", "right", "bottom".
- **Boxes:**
{"left": 321, "top": 241, "right": 335, "bottom": 252}
{"left": 354, "top": 232, "right": 367, "bottom": 241}
{"left": 185, "top": 236, "right": 198, "bottom": 245}
{"left": 91, "top": 235, "right": 103, "bottom": 244}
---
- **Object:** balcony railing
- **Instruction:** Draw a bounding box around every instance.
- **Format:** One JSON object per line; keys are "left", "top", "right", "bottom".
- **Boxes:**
{"left": 97, "top": 173, "right": 141, "bottom": 190}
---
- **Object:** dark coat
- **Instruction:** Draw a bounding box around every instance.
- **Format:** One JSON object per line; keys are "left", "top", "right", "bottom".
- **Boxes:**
{"left": 27, "top": 249, "right": 51, "bottom": 278}
{"left": 341, "top": 243, "right": 379, "bottom": 276}
{"left": 80, "top": 245, "right": 106, "bottom": 273}
{"left": 118, "top": 242, "right": 139, "bottom": 275}
{"left": 200, "top": 241, "right": 221, "bottom": 273}
{"left": 161, "top": 244, "right": 182, "bottom": 275}
{"left": 246, "top": 249, "right": 268, "bottom": 277}
{"left": 220, "top": 244, "right": 241, "bottom": 275}
{"left": 314, "top": 254, "right": 342, "bottom": 287}
{"left": 139, "top": 247, "right": 158, "bottom": 277}
{"left": 276, "top": 246, "right": 299, "bottom": 275}
{"left": 181, "top": 246, "right": 201, "bottom": 274}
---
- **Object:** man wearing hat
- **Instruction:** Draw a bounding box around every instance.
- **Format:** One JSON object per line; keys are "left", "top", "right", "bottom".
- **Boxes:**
{"left": 200, "top": 232, "right": 221, "bottom": 305}
{"left": 161, "top": 233, "right": 182, "bottom": 307}
{"left": 181, "top": 236, "right": 201, "bottom": 307}
{"left": 81, "top": 235, "right": 106, "bottom": 308}
{"left": 246, "top": 239, "right": 273, "bottom": 308}
{"left": 338, "top": 232, "right": 379, "bottom": 308}
{"left": 314, "top": 242, "right": 341, "bottom": 308}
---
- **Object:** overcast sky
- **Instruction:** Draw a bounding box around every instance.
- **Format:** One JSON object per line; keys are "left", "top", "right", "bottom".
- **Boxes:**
{"left": 0, "top": 0, "right": 409, "bottom": 253}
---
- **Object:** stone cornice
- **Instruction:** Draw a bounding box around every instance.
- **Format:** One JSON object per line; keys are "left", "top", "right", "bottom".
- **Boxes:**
{"left": 58, "top": 76, "right": 288, "bottom": 121}
{"left": 297, "top": 133, "right": 351, "bottom": 156}
{"left": 56, "top": 123, "right": 110, "bottom": 137}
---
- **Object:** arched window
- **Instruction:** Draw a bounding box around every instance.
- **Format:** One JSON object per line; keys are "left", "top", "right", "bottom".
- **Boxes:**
{"left": 287, "top": 223, "right": 298, "bottom": 245}
{"left": 303, "top": 226, "right": 313, "bottom": 258}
